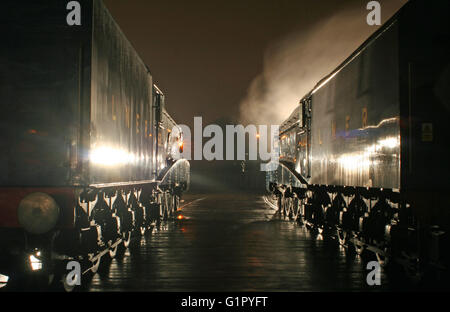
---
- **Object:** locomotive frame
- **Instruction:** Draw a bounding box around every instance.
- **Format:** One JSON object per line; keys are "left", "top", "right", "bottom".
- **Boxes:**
{"left": 267, "top": 0, "right": 450, "bottom": 279}
{"left": 0, "top": 0, "right": 190, "bottom": 290}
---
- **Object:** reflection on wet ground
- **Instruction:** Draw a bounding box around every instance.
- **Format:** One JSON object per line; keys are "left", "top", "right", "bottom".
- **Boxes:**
{"left": 83, "top": 193, "right": 415, "bottom": 292}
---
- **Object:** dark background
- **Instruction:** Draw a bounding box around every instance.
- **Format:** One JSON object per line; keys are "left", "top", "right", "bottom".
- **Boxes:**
{"left": 102, "top": 0, "right": 407, "bottom": 192}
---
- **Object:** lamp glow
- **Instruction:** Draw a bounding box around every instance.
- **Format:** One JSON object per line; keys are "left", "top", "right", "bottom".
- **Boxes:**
{"left": 90, "top": 146, "right": 135, "bottom": 166}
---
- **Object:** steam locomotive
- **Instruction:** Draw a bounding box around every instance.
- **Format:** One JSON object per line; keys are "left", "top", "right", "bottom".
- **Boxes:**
{"left": 267, "top": 0, "right": 450, "bottom": 278}
{"left": 0, "top": 0, "right": 189, "bottom": 290}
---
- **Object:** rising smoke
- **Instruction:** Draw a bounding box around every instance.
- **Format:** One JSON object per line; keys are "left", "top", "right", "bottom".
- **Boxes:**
{"left": 239, "top": 0, "right": 407, "bottom": 126}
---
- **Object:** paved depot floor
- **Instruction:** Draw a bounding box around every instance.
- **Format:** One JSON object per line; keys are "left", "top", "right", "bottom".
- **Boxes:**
{"left": 81, "top": 193, "right": 417, "bottom": 292}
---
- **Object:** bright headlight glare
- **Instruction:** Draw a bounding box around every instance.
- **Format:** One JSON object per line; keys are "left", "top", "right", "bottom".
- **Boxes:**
{"left": 17, "top": 192, "right": 60, "bottom": 234}
{"left": 29, "top": 254, "right": 43, "bottom": 271}
{"left": 90, "top": 146, "right": 135, "bottom": 166}
{"left": 0, "top": 274, "right": 9, "bottom": 288}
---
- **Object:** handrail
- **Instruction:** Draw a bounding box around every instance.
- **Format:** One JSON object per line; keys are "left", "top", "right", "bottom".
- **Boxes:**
{"left": 278, "top": 160, "right": 309, "bottom": 186}
{"left": 157, "top": 158, "right": 190, "bottom": 183}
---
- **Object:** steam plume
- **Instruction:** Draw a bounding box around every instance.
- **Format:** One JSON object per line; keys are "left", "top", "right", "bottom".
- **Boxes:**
{"left": 239, "top": 1, "right": 407, "bottom": 125}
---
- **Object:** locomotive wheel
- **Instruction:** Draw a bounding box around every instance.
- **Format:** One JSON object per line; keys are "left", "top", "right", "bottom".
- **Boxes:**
{"left": 288, "top": 199, "right": 294, "bottom": 220}
{"left": 337, "top": 229, "right": 347, "bottom": 246}
{"left": 91, "top": 257, "right": 101, "bottom": 274}
{"left": 291, "top": 200, "right": 299, "bottom": 221}
{"left": 296, "top": 214, "right": 304, "bottom": 225}
{"left": 296, "top": 201, "right": 304, "bottom": 224}
{"left": 109, "top": 244, "right": 118, "bottom": 258}
{"left": 376, "top": 248, "right": 390, "bottom": 267}
{"left": 168, "top": 195, "right": 174, "bottom": 217}
{"left": 163, "top": 205, "right": 168, "bottom": 221}
{"left": 276, "top": 195, "right": 282, "bottom": 214}
{"left": 123, "top": 231, "right": 131, "bottom": 248}
{"left": 174, "top": 195, "right": 179, "bottom": 212}
{"left": 355, "top": 243, "right": 365, "bottom": 256}
{"left": 337, "top": 231, "right": 356, "bottom": 255}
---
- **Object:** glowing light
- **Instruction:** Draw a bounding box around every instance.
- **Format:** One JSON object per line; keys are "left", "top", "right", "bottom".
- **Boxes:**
{"left": 90, "top": 146, "right": 135, "bottom": 166}
{"left": 334, "top": 136, "right": 399, "bottom": 172}
{"left": 378, "top": 137, "right": 399, "bottom": 149}
{"left": 0, "top": 274, "right": 9, "bottom": 288}
{"left": 29, "top": 254, "right": 42, "bottom": 271}
{"left": 177, "top": 215, "right": 184, "bottom": 220}
{"left": 364, "top": 137, "right": 399, "bottom": 154}
{"left": 256, "top": 133, "right": 260, "bottom": 139}
{"left": 337, "top": 153, "right": 371, "bottom": 171}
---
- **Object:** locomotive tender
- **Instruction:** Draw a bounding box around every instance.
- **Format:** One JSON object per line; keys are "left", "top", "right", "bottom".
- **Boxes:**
{"left": 0, "top": 0, "right": 189, "bottom": 289}
{"left": 267, "top": 0, "right": 450, "bottom": 275}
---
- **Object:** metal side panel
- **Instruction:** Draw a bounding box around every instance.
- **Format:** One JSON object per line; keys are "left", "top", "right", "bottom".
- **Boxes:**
{"left": 89, "top": 0, "right": 154, "bottom": 184}
{"left": 0, "top": 0, "right": 93, "bottom": 187}
{"left": 309, "top": 20, "right": 400, "bottom": 189}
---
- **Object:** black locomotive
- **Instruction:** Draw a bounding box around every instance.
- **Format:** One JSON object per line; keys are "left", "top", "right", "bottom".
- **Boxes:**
{"left": 267, "top": 0, "right": 450, "bottom": 278}
{"left": 0, "top": 0, "right": 189, "bottom": 290}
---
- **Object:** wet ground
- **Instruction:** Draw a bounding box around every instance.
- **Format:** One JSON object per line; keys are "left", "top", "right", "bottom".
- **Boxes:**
{"left": 80, "top": 193, "right": 415, "bottom": 292}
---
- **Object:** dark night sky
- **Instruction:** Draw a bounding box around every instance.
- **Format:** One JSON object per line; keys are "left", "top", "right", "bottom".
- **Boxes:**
{"left": 103, "top": 0, "right": 407, "bottom": 128}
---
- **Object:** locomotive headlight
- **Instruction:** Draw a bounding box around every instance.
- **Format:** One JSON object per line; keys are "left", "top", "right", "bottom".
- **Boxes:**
{"left": 17, "top": 192, "right": 60, "bottom": 234}
{"left": 90, "top": 146, "right": 133, "bottom": 166}
{"left": 29, "top": 250, "right": 43, "bottom": 271}
{"left": 0, "top": 274, "right": 9, "bottom": 288}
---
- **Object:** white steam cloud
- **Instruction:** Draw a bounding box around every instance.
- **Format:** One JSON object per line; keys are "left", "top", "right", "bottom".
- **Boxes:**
{"left": 239, "top": 1, "right": 407, "bottom": 125}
